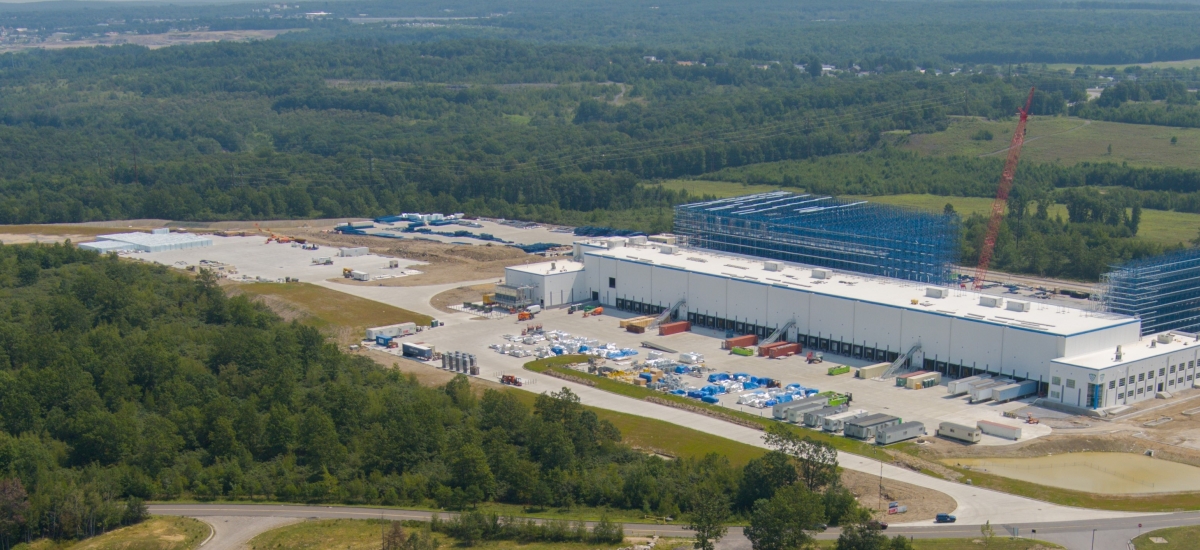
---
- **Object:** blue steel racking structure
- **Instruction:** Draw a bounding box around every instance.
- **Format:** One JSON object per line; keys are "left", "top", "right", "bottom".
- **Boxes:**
{"left": 1101, "top": 247, "right": 1200, "bottom": 336}
{"left": 673, "top": 191, "right": 960, "bottom": 284}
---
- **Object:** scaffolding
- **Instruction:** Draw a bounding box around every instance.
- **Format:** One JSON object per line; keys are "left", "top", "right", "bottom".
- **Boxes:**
{"left": 673, "top": 192, "right": 960, "bottom": 284}
{"left": 1101, "top": 247, "right": 1200, "bottom": 336}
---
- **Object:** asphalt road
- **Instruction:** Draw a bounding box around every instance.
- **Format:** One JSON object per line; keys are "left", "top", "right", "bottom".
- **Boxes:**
{"left": 151, "top": 503, "right": 1200, "bottom": 550}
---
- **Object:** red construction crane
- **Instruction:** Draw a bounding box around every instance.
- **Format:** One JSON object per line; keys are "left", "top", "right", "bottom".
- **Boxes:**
{"left": 972, "top": 87, "right": 1035, "bottom": 290}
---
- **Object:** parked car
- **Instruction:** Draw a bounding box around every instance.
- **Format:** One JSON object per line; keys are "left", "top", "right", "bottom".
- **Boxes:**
{"left": 868, "top": 520, "right": 889, "bottom": 530}
{"left": 936, "top": 513, "right": 957, "bottom": 523}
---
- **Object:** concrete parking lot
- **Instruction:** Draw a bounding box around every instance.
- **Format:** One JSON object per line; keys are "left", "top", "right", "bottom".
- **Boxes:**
{"left": 388, "top": 306, "right": 1047, "bottom": 446}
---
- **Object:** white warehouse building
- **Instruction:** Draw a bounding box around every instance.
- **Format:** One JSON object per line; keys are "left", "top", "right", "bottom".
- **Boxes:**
{"left": 79, "top": 229, "right": 213, "bottom": 253}
{"left": 504, "top": 238, "right": 1200, "bottom": 411}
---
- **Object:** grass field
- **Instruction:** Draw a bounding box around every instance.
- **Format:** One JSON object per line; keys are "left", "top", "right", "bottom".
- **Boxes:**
{"left": 12, "top": 516, "right": 210, "bottom": 550}
{"left": 940, "top": 464, "right": 1200, "bottom": 512}
{"left": 1132, "top": 524, "right": 1200, "bottom": 549}
{"left": 235, "top": 282, "right": 432, "bottom": 343}
{"left": 904, "top": 116, "right": 1200, "bottom": 170}
{"left": 247, "top": 518, "right": 663, "bottom": 550}
{"left": 645, "top": 179, "right": 783, "bottom": 198}
{"left": 1042, "top": 59, "right": 1200, "bottom": 72}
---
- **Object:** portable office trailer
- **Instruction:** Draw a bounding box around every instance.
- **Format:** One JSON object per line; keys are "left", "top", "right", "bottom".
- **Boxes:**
{"left": 771, "top": 396, "right": 818, "bottom": 420}
{"left": 844, "top": 414, "right": 902, "bottom": 440}
{"left": 968, "top": 379, "right": 1014, "bottom": 403}
{"left": 991, "top": 380, "right": 1040, "bottom": 403}
{"left": 936, "top": 422, "right": 981, "bottom": 443}
{"left": 905, "top": 372, "right": 942, "bottom": 389}
{"left": 978, "top": 420, "right": 1022, "bottom": 440}
{"left": 823, "top": 409, "right": 868, "bottom": 432}
{"left": 803, "top": 405, "right": 847, "bottom": 428}
{"left": 947, "top": 375, "right": 990, "bottom": 396}
{"left": 856, "top": 363, "right": 890, "bottom": 379}
{"left": 783, "top": 397, "right": 831, "bottom": 423}
{"left": 350, "top": 270, "right": 369, "bottom": 281}
{"left": 876, "top": 422, "right": 926, "bottom": 445}
{"left": 339, "top": 247, "right": 370, "bottom": 257}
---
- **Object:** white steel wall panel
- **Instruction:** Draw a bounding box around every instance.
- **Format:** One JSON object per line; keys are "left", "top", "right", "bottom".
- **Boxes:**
{"left": 729, "top": 280, "right": 769, "bottom": 325}
{"left": 584, "top": 255, "right": 602, "bottom": 295}
{"left": 598, "top": 256, "right": 619, "bottom": 305}
{"left": 618, "top": 260, "right": 653, "bottom": 304}
{"left": 1062, "top": 323, "right": 1140, "bottom": 358}
{"left": 901, "top": 310, "right": 953, "bottom": 359}
{"left": 651, "top": 266, "right": 688, "bottom": 307}
{"left": 688, "top": 273, "right": 727, "bottom": 317}
{"left": 950, "top": 318, "right": 1003, "bottom": 371}
{"left": 1001, "top": 328, "right": 1060, "bottom": 381}
{"left": 854, "top": 302, "right": 902, "bottom": 350}
{"left": 767, "top": 285, "right": 808, "bottom": 332}
{"left": 810, "top": 294, "right": 855, "bottom": 341}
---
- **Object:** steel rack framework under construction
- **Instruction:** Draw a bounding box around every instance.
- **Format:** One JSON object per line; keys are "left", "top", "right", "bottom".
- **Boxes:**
{"left": 673, "top": 192, "right": 960, "bottom": 284}
{"left": 1101, "top": 247, "right": 1200, "bottom": 336}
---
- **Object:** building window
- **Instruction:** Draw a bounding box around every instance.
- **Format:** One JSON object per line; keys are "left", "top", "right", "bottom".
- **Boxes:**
{"left": 1191, "top": 361, "right": 1196, "bottom": 368}
{"left": 1138, "top": 387, "right": 1144, "bottom": 394}
{"left": 1170, "top": 379, "right": 1175, "bottom": 386}
{"left": 1051, "top": 391, "right": 1060, "bottom": 398}
{"left": 1052, "top": 376, "right": 1062, "bottom": 386}
{"left": 1171, "top": 365, "right": 1177, "bottom": 373}
{"left": 1139, "top": 373, "right": 1145, "bottom": 381}
{"left": 1148, "top": 371, "right": 1155, "bottom": 379}
{"left": 608, "top": 277, "right": 616, "bottom": 289}
{"left": 1119, "top": 378, "right": 1126, "bottom": 386}
{"left": 1066, "top": 379, "right": 1076, "bottom": 389}
{"left": 1118, "top": 392, "right": 1125, "bottom": 399}
{"left": 1159, "top": 368, "right": 1166, "bottom": 376}
{"left": 1108, "top": 381, "right": 1116, "bottom": 389}
{"left": 1190, "top": 375, "right": 1195, "bottom": 381}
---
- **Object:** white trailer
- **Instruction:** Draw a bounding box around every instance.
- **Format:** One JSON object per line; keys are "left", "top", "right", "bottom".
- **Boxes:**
{"left": 876, "top": 421, "right": 926, "bottom": 445}
{"left": 366, "top": 322, "right": 417, "bottom": 340}
{"left": 937, "top": 422, "right": 981, "bottom": 443}
{"left": 339, "top": 247, "right": 370, "bottom": 257}
{"left": 350, "top": 270, "right": 370, "bottom": 281}
{"left": 823, "top": 409, "right": 868, "bottom": 432}
{"left": 978, "top": 420, "right": 1022, "bottom": 440}
{"left": 947, "top": 375, "right": 990, "bottom": 396}
{"left": 968, "top": 379, "right": 1014, "bottom": 403}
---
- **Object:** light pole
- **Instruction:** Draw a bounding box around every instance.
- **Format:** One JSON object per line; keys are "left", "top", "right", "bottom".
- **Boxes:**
{"left": 1090, "top": 528, "right": 1096, "bottom": 550}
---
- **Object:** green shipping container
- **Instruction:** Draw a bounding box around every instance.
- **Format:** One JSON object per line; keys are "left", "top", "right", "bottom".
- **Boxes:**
{"left": 731, "top": 346, "right": 755, "bottom": 356}
{"left": 828, "top": 396, "right": 848, "bottom": 407}
{"left": 827, "top": 365, "right": 851, "bottom": 376}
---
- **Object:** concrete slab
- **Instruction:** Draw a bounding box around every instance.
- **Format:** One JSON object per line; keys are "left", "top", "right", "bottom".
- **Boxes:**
{"left": 129, "top": 235, "right": 423, "bottom": 282}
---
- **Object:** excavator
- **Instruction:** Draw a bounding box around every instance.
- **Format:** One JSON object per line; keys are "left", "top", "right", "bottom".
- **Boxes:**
{"left": 255, "top": 222, "right": 306, "bottom": 245}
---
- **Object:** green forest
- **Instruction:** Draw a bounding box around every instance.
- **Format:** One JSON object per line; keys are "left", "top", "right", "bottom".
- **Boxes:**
{"left": 0, "top": 244, "right": 878, "bottom": 547}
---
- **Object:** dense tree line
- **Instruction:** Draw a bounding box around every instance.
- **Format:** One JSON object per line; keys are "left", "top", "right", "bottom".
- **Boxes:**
{"left": 0, "top": 244, "right": 874, "bottom": 547}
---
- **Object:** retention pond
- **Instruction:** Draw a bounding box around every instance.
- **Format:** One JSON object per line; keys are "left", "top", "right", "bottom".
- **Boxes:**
{"left": 945, "top": 452, "right": 1200, "bottom": 494}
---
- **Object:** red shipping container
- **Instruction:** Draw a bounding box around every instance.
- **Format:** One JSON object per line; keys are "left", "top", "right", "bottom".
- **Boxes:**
{"left": 757, "top": 341, "right": 789, "bottom": 356}
{"left": 723, "top": 334, "right": 758, "bottom": 349}
{"left": 658, "top": 321, "right": 691, "bottom": 336}
{"left": 768, "top": 343, "right": 801, "bottom": 358}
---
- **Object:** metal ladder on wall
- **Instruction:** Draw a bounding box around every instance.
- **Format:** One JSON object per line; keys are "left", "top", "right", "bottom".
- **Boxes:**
{"left": 880, "top": 343, "right": 922, "bottom": 379}
{"left": 760, "top": 320, "right": 796, "bottom": 346}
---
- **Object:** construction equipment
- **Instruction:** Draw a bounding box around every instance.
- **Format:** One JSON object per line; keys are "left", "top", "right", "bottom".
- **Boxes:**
{"left": 880, "top": 343, "right": 922, "bottom": 379}
{"left": 342, "top": 267, "right": 353, "bottom": 278}
{"left": 806, "top": 352, "right": 824, "bottom": 364}
{"left": 648, "top": 299, "right": 686, "bottom": 329}
{"left": 761, "top": 319, "right": 796, "bottom": 346}
{"left": 517, "top": 311, "right": 534, "bottom": 321}
{"left": 973, "top": 87, "right": 1036, "bottom": 290}
{"left": 1026, "top": 413, "right": 1040, "bottom": 425}
{"left": 500, "top": 375, "right": 524, "bottom": 387}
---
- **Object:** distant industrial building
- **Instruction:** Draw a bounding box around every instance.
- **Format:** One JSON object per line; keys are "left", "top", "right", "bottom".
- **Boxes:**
{"left": 79, "top": 229, "right": 212, "bottom": 253}
{"left": 499, "top": 194, "right": 1200, "bottom": 411}
{"left": 673, "top": 192, "right": 959, "bottom": 284}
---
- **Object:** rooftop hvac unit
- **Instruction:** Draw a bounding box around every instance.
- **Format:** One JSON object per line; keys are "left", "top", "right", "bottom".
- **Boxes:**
{"left": 1006, "top": 300, "right": 1030, "bottom": 312}
{"left": 606, "top": 238, "right": 627, "bottom": 249}
{"left": 979, "top": 296, "right": 1002, "bottom": 308}
{"left": 628, "top": 236, "right": 648, "bottom": 245}
{"left": 1157, "top": 333, "right": 1173, "bottom": 344}
{"left": 764, "top": 261, "right": 784, "bottom": 272}
{"left": 659, "top": 244, "right": 679, "bottom": 254}
{"left": 926, "top": 287, "right": 948, "bottom": 299}
{"left": 811, "top": 268, "right": 831, "bottom": 280}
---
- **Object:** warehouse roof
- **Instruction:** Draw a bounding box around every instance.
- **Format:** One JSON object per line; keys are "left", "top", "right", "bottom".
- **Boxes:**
{"left": 97, "top": 232, "right": 212, "bottom": 247}
{"left": 1053, "top": 331, "right": 1199, "bottom": 370}
{"left": 581, "top": 242, "right": 1137, "bottom": 337}
{"left": 507, "top": 260, "right": 585, "bottom": 276}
